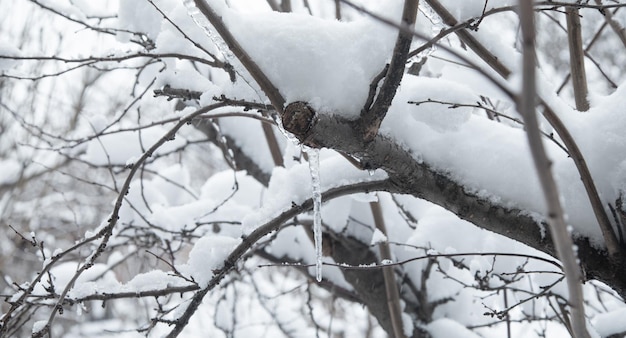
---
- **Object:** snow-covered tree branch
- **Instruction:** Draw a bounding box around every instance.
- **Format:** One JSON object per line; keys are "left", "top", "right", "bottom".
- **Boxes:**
{"left": 2, "top": 0, "right": 626, "bottom": 337}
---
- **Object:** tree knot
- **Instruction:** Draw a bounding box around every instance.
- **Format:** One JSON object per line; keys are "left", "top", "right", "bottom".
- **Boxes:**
{"left": 283, "top": 101, "right": 316, "bottom": 143}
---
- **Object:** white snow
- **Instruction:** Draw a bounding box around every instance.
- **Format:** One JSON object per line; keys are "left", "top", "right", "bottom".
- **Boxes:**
{"left": 370, "top": 228, "right": 387, "bottom": 245}
{"left": 181, "top": 235, "right": 241, "bottom": 287}
{"left": 81, "top": 126, "right": 188, "bottom": 166}
{"left": 242, "top": 151, "right": 387, "bottom": 234}
{"left": 0, "top": 159, "right": 22, "bottom": 185}
{"left": 425, "top": 318, "right": 482, "bottom": 338}
{"left": 591, "top": 307, "right": 626, "bottom": 337}
{"left": 32, "top": 321, "right": 47, "bottom": 335}
{"left": 223, "top": 7, "right": 399, "bottom": 116}
{"left": 6, "top": 1, "right": 626, "bottom": 336}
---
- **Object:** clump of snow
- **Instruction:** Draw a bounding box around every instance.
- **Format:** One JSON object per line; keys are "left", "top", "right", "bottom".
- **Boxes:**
{"left": 117, "top": 0, "right": 175, "bottom": 42}
{"left": 591, "top": 307, "right": 626, "bottom": 337}
{"left": 224, "top": 9, "right": 399, "bottom": 116}
{"left": 32, "top": 321, "right": 47, "bottom": 335}
{"left": 0, "top": 159, "right": 22, "bottom": 185}
{"left": 350, "top": 192, "right": 378, "bottom": 203}
{"left": 116, "top": 169, "right": 261, "bottom": 242}
{"left": 38, "top": 0, "right": 87, "bottom": 21}
{"left": 154, "top": 63, "right": 218, "bottom": 94}
{"left": 181, "top": 235, "right": 241, "bottom": 287}
{"left": 370, "top": 228, "right": 387, "bottom": 245}
{"left": 425, "top": 318, "right": 481, "bottom": 338}
{"left": 32, "top": 262, "right": 119, "bottom": 300}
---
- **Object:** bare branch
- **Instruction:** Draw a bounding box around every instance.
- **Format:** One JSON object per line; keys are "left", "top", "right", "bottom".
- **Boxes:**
{"left": 517, "top": 2, "right": 590, "bottom": 337}
{"left": 566, "top": 8, "right": 590, "bottom": 111}
{"left": 370, "top": 199, "right": 406, "bottom": 338}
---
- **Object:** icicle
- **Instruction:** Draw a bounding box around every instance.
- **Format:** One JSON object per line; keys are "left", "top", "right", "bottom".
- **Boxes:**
{"left": 305, "top": 147, "right": 323, "bottom": 282}
{"left": 183, "top": 0, "right": 234, "bottom": 62}
{"left": 408, "top": 2, "right": 444, "bottom": 64}
{"left": 183, "top": 0, "right": 266, "bottom": 102}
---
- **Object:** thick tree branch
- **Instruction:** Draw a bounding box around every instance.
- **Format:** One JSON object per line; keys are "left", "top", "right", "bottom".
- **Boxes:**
{"left": 187, "top": 3, "right": 626, "bottom": 334}
{"left": 282, "top": 110, "right": 626, "bottom": 298}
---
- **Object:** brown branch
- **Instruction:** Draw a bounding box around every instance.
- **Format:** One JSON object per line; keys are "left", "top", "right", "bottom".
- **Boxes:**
{"left": 517, "top": 3, "right": 590, "bottom": 337}
{"left": 67, "top": 284, "right": 200, "bottom": 303}
{"left": 370, "top": 200, "right": 406, "bottom": 338}
{"left": 260, "top": 122, "right": 284, "bottom": 167}
{"left": 556, "top": 8, "right": 618, "bottom": 94}
{"left": 407, "top": 20, "right": 472, "bottom": 59}
{"left": 0, "top": 52, "right": 225, "bottom": 68}
{"left": 358, "top": 0, "right": 419, "bottom": 142}
{"left": 566, "top": 8, "right": 589, "bottom": 111}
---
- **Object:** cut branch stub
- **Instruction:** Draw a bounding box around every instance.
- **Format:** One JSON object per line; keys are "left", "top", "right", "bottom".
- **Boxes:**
{"left": 283, "top": 101, "right": 316, "bottom": 144}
